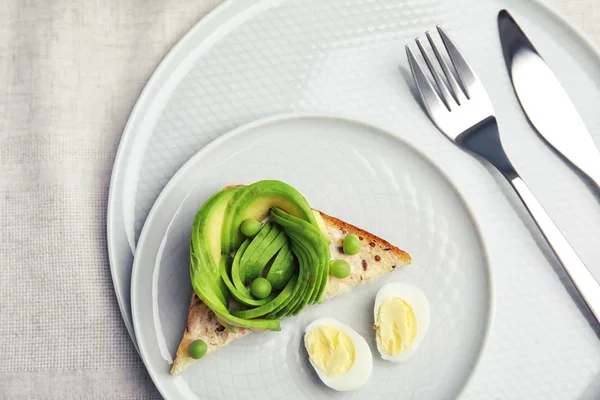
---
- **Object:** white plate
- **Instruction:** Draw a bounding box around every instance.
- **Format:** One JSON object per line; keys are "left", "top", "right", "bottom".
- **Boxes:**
{"left": 131, "top": 114, "right": 493, "bottom": 400}
{"left": 110, "top": 0, "right": 600, "bottom": 397}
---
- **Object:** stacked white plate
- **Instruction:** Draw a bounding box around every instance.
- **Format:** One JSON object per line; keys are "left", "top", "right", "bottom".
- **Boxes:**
{"left": 108, "top": 0, "right": 600, "bottom": 399}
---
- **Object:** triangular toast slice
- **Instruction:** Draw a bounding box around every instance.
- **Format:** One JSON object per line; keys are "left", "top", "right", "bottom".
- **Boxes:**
{"left": 171, "top": 210, "right": 411, "bottom": 374}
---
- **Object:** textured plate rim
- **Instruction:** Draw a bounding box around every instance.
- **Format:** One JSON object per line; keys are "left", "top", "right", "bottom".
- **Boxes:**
{"left": 130, "top": 112, "right": 495, "bottom": 400}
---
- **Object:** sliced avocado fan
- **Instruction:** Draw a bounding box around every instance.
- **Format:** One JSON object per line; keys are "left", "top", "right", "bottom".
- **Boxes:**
{"left": 190, "top": 180, "right": 331, "bottom": 331}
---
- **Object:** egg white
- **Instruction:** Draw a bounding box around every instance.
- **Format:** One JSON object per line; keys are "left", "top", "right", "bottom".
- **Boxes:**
{"left": 373, "top": 283, "right": 430, "bottom": 362}
{"left": 304, "top": 317, "right": 373, "bottom": 391}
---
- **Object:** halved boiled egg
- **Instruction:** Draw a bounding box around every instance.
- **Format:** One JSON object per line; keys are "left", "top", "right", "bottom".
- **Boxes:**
{"left": 304, "top": 317, "right": 373, "bottom": 391}
{"left": 373, "top": 282, "right": 430, "bottom": 362}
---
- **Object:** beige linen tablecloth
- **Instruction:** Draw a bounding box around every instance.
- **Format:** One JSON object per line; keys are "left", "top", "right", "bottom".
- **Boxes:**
{"left": 0, "top": 0, "right": 599, "bottom": 398}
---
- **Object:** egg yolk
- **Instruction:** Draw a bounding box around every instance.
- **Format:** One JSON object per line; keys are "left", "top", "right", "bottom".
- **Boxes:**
{"left": 375, "top": 297, "right": 417, "bottom": 355}
{"left": 306, "top": 326, "right": 355, "bottom": 376}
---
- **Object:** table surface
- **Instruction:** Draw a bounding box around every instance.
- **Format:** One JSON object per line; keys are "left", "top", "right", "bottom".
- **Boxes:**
{"left": 1, "top": 0, "right": 599, "bottom": 398}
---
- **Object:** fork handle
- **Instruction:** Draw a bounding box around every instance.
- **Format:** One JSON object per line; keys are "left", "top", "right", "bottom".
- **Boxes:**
{"left": 509, "top": 175, "right": 600, "bottom": 323}
{"left": 462, "top": 120, "right": 600, "bottom": 323}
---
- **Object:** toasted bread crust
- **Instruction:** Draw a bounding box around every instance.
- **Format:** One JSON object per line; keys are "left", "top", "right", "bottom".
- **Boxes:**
{"left": 171, "top": 294, "right": 249, "bottom": 374}
{"left": 170, "top": 190, "right": 411, "bottom": 374}
{"left": 317, "top": 210, "right": 411, "bottom": 265}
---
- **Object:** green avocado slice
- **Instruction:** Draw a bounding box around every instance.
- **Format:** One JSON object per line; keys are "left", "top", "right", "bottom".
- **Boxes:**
{"left": 221, "top": 181, "right": 317, "bottom": 253}
{"left": 305, "top": 227, "right": 330, "bottom": 304}
{"left": 219, "top": 256, "right": 275, "bottom": 307}
{"left": 269, "top": 208, "right": 330, "bottom": 315}
{"left": 248, "top": 229, "right": 288, "bottom": 281}
{"left": 239, "top": 223, "right": 287, "bottom": 284}
{"left": 238, "top": 222, "right": 274, "bottom": 284}
{"left": 268, "top": 276, "right": 305, "bottom": 318}
{"left": 266, "top": 244, "right": 296, "bottom": 290}
{"left": 190, "top": 189, "right": 234, "bottom": 308}
{"left": 289, "top": 236, "right": 324, "bottom": 315}
{"left": 190, "top": 187, "right": 280, "bottom": 331}
{"left": 262, "top": 250, "right": 300, "bottom": 318}
{"left": 231, "top": 275, "right": 298, "bottom": 319}
{"left": 269, "top": 251, "right": 309, "bottom": 318}
{"left": 270, "top": 248, "right": 312, "bottom": 318}
{"left": 288, "top": 238, "right": 318, "bottom": 314}
{"left": 192, "top": 276, "right": 281, "bottom": 331}
{"left": 283, "top": 242, "right": 311, "bottom": 316}
{"left": 231, "top": 239, "right": 252, "bottom": 294}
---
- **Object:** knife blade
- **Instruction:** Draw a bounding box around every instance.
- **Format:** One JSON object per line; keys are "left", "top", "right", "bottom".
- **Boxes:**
{"left": 498, "top": 9, "right": 600, "bottom": 187}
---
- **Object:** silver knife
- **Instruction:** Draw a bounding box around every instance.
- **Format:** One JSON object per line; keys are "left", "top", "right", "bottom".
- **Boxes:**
{"left": 498, "top": 9, "right": 600, "bottom": 188}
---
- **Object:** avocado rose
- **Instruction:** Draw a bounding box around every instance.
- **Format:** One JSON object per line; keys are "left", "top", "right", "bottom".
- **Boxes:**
{"left": 190, "top": 180, "right": 331, "bottom": 331}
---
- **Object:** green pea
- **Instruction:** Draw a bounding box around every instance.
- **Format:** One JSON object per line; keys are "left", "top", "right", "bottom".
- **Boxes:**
{"left": 250, "top": 277, "right": 272, "bottom": 299}
{"left": 343, "top": 234, "right": 360, "bottom": 256}
{"left": 329, "top": 259, "right": 351, "bottom": 279}
{"left": 241, "top": 219, "right": 261, "bottom": 237}
{"left": 188, "top": 339, "right": 208, "bottom": 359}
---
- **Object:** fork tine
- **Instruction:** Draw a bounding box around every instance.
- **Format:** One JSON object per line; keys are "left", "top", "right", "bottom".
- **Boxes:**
{"left": 437, "top": 26, "right": 478, "bottom": 98}
{"left": 406, "top": 45, "right": 448, "bottom": 115}
{"left": 425, "top": 31, "right": 467, "bottom": 105}
{"left": 415, "top": 37, "right": 455, "bottom": 111}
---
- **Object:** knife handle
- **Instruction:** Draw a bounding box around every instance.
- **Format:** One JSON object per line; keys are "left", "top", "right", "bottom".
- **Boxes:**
{"left": 509, "top": 175, "right": 600, "bottom": 324}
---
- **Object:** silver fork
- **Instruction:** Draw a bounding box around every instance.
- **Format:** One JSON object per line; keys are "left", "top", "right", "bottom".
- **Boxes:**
{"left": 406, "top": 26, "right": 600, "bottom": 324}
